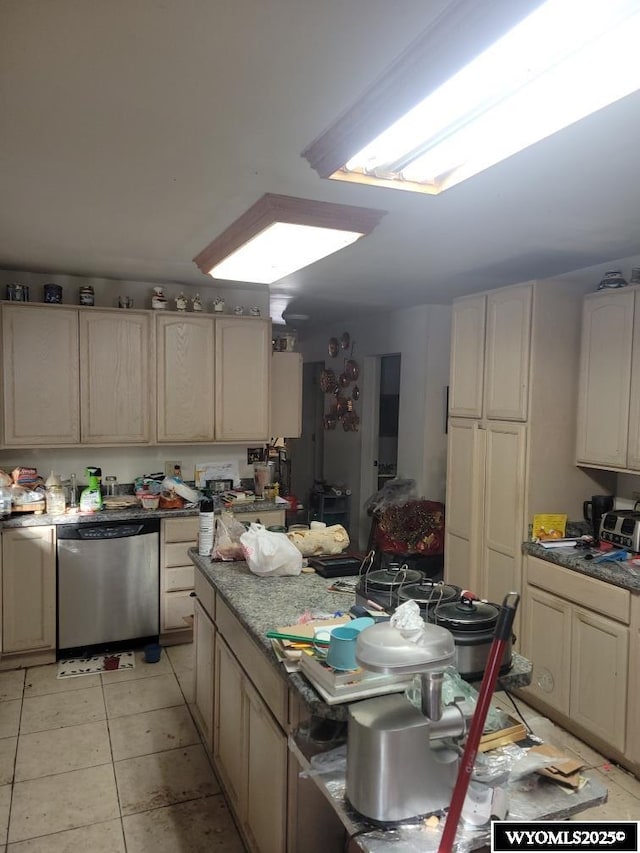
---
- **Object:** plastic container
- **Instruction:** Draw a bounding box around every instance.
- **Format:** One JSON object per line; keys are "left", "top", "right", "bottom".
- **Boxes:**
{"left": 140, "top": 494, "right": 160, "bottom": 510}
{"left": 45, "top": 471, "right": 66, "bottom": 516}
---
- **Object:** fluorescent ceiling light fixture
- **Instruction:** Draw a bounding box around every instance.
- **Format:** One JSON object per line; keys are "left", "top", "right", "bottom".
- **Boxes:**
{"left": 193, "top": 194, "right": 385, "bottom": 284}
{"left": 304, "top": 0, "right": 640, "bottom": 194}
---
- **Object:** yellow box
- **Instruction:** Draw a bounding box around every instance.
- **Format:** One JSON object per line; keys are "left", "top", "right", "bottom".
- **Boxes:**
{"left": 532, "top": 513, "right": 567, "bottom": 541}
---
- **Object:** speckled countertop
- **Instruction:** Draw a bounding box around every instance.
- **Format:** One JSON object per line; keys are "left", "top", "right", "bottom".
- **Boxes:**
{"left": 0, "top": 499, "right": 285, "bottom": 529}
{"left": 522, "top": 540, "right": 640, "bottom": 593}
{"left": 189, "top": 549, "right": 533, "bottom": 722}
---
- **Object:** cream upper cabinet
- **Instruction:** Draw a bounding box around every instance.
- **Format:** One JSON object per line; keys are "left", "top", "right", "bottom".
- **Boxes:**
{"left": 2, "top": 526, "right": 56, "bottom": 654}
{"left": 215, "top": 317, "right": 271, "bottom": 441}
{"left": 2, "top": 305, "right": 80, "bottom": 446}
{"left": 448, "top": 285, "right": 531, "bottom": 422}
{"left": 484, "top": 285, "right": 532, "bottom": 421}
{"left": 156, "top": 314, "right": 216, "bottom": 442}
{"left": 576, "top": 288, "right": 635, "bottom": 468}
{"left": 270, "top": 352, "right": 302, "bottom": 439}
{"left": 449, "top": 295, "right": 486, "bottom": 418}
{"left": 79, "top": 310, "right": 152, "bottom": 444}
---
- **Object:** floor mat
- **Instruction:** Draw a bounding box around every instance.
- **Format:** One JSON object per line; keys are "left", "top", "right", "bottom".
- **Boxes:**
{"left": 57, "top": 651, "right": 136, "bottom": 678}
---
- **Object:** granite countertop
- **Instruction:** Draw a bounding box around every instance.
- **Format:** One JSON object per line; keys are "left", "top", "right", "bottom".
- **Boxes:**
{"left": 0, "top": 499, "right": 285, "bottom": 529}
{"left": 522, "top": 540, "right": 640, "bottom": 593}
{"left": 189, "top": 550, "right": 532, "bottom": 721}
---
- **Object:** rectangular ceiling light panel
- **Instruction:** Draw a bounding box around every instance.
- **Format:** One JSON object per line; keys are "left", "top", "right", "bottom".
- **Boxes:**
{"left": 193, "top": 194, "right": 386, "bottom": 284}
{"left": 316, "top": 0, "right": 640, "bottom": 194}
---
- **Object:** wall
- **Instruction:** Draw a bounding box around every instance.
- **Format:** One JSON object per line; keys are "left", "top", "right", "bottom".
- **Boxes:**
{"left": 295, "top": 302, "right": 451, "bottom": 547}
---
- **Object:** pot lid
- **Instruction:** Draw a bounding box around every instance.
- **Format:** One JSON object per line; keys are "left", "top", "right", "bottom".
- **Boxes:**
{"left": 355, "top": 620, "right": 455, "bottom": 675}
{"left": 434, "top": 598, "right": 500, "bottom": 631}
{"left": 397, "top": 581, "right": 460, "bottom": 607}
{"left": 363, "top": 565, "right": 423, "bottom": 591}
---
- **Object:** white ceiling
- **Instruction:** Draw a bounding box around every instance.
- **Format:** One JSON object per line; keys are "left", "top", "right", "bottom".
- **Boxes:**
{"left": 2, "top": 0, "right": 640, "bottom": 328}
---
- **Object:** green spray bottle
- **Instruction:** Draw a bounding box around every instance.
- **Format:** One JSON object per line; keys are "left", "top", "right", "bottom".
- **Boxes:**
{"left": 79, "top": 467, "right": 103, "bottom": 513}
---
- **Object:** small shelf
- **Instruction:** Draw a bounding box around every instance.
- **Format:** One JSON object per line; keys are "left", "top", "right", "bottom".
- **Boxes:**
{"left": 308, "top": 493, "right": 350, "bottom": 534}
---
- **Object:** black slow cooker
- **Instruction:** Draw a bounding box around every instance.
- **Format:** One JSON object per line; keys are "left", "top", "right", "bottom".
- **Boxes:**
{"left": 430, "top": 597, "right": 513, "bottom": 680}
{"left": 396, "top": 579, "right": 461, "bottom": 614}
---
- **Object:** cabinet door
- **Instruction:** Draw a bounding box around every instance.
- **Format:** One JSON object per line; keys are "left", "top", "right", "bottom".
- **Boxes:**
{"left": 522, "top": 586, "right": 571, "bottom": 715}
{"left": 626, "top": 293, "right": 640, "bottom": 469}
{"left": 156, "top": 315, "right": 215, "bottom": 442}
{"left": 449, "top": 295, "right": 486, "bottom": 418}
{"left": 233, "top": 509, "right": 286, "bottom": 527}
{"left": 215, "top": 318, "right": 270, "bottom": 441}
{"left": 2, "top": 305, "right": 80, "bottom": 445}
{"left": 161, "top": 589, "right": 194, "bottom": 633}
{"left": 484, "top": 285, "right": 532, "bottom": 421}
{"left": 244, "top": 680, "right": 287, "bottom": 853}
{"left": 480, "top": 422, "right": 526, "bottom": 606}
{"left": 2, "top": 527, "right": 56, "bottom": 653}
{"left": 79, "top": 310, "right": 152, "bottom": 443}
{"left": 445, "top": 418, "right": 482, "bottom": 591}
{"left": 270, "top": 352, "right": 302, "bottom": 439}
{"left": 571, "top": 608, "right": 628, "bottom": 752}
{"left": 193, "top": 599, "right": 215, "bottom": 752}
{"left": 214, "top": 636, "right": 247, "bottom": 816}
{"left": 576, "top": 290, "right": 634, "bottom": 467}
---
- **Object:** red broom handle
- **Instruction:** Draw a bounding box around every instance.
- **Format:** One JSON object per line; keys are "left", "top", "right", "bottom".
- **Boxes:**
{"left": 438, "top": 592, "right": 519, "bottom": 853}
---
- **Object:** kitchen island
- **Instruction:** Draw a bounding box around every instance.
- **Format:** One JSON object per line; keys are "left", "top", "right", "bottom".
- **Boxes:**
{"left": 189, "top": 551, "right": 606, "bottom": 853}
{"left": 519, "top": 539, "right": 640, "bottom": 779}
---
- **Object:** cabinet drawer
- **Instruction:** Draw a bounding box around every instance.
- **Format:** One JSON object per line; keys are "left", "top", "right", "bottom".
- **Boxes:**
{"left": 162, "top": 590, "right": 194, "bottom": 632}
{"left": 216, "top": 595, "right": 288, "bottom": 728}
{"left": 163, "top": 516, "right": 199, "bottom": 543}
{"left": 164, "top": 541, "right": 196, "bottom": 568}
{"left": 527, "top": 556, "right": 630, "bottom": 624}
{"left": 232, "top": 509, "right": 285, "bottom": 527}
{"left": 195, "top": 569, "right": 216, "bottom": 621}
{"left": 164, "top": 564, "right": 194, "bottom": 592}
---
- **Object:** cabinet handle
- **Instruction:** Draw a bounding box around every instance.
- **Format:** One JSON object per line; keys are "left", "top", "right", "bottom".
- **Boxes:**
{"left": 189, "top": 591, "right": 197, "bottom": 597}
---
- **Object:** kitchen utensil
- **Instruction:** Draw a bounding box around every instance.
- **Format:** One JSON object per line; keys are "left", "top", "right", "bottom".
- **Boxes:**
{"left": 597, "top": 270, "right": 628, "bottom": 290}
{"left": 438, "top": 593, "right": 519, "bottom": 853}
{"left": 431, "top": 597, "right": 512, "bottom": 680}
{"left": 351, "top": 385, "right": 360, "bottom": 401}
{"left": 325, "top": 624, "right": 360, "bottom": 671}
{"left": 583, "top": 494, "right": 614, "bottom": 542}
{"left": 338, "top": 371, "right": 350, "bottom": 388}
{"left": 397, "top": 579, "right": 461, "bottom": 614}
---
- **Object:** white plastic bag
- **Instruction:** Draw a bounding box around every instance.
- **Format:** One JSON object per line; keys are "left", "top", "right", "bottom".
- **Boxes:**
{"left": 240, "top": 523, "right": 303, "bottom": 577}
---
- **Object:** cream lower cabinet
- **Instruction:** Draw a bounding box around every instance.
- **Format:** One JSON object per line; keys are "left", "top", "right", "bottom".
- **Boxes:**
{"left": 2, "top": 526, "right": 56, "bottom": 655}
{"left": 232, "top": 509, "right": 286, "bottom": 527}
{"left": 160, "top": 517, "right": 197, "bottom": 641}
{"left": 520, "top": 556, "right": 630, "bottom": 760}
{"left": 193, "top": 598, "right": 215, "bottom": 752}
{"left": 214, "top": 635, "right": 287, "bottom": 853}
{"left": 445, "top": 418, "right": 526, "bottom": 608}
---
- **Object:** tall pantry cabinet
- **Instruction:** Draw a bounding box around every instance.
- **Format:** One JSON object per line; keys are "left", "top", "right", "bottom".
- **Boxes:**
{"left": 445, "top": 280, "right": 611, "bottom": 609}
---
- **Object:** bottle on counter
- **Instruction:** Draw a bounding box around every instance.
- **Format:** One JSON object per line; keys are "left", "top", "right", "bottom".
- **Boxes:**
{"left": 198, "top": 496, "right": 215, "bottom": 557}
{"left": 79, "top": 467, "right": 103, "bottom": 513}
{"left": 69, "top": 472, "right": 78, "bottom": 509}
{"left": 45, "top": 471, "right": 66, "bottom": 516}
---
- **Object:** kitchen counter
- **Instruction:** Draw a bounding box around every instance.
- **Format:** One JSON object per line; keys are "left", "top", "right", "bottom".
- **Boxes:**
{"left": 0, "top": 499, "right": 284, "bottom": 529}
{"left": 189, "top": 550, "right": 532, "bottom": 721}
{"left": 522, "top": 540, "right": 640, "bottom": 593}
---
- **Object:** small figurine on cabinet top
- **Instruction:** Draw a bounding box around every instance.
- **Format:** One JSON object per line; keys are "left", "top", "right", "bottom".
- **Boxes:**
{"left": 249, "top": 305, "right": 261, "bottom": 317}
{"left": 192, "top": 293, "right": 203, "bottom": 312}
{"left": 151, "top": 286, "right": 167, "bottom": 309}
{"left": 213, "top": 296, "right": 225, "bottom": 313}
{"left": 175, "top": 292, "right": 188, "bottom": 311}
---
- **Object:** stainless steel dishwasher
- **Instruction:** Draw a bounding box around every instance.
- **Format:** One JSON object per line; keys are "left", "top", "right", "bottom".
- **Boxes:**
{"left": 57, "top": 517, "right": 160, "bottom": 655}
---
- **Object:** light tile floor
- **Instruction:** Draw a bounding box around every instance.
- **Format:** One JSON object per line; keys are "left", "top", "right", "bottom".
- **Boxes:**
{"left": 1, "top": 648, "right": 639, "bottom": 852}
{"left": 0, "top": 644, "right": 245, "bottom": 852}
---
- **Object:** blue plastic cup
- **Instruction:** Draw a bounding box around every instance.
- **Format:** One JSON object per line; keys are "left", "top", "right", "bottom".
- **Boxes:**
{"left": 144, "top": 643, "right": 162, "bottom": 664}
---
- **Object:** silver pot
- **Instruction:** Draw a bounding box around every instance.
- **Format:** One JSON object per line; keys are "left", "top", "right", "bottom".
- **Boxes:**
{"left": 430, "top": 598, "right": 512, "bottom": 680}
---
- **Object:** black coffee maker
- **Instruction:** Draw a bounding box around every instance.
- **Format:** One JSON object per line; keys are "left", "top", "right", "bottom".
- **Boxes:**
{"left": 583, "top": 495, "right": 614, "bottom": 542}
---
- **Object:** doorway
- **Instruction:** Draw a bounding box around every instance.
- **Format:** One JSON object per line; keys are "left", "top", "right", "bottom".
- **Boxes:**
{"left": 377, "top": 354, "right": 401, "bottom": 491}
{"left": 287, "top": 361, "right": 325, "bottom": 514}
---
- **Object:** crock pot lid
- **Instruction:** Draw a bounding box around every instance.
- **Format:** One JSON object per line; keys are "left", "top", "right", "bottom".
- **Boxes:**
{"left": 364, "top": 567, "right": 422, "bottom": 589}
{"left": 398, "top": 582, "right": 459, "bottom": 604}
{"left": 434, "top": 599, "right": 499, "bottom": 629}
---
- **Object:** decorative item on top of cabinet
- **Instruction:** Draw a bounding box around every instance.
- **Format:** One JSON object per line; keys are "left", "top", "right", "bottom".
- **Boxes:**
{"left": 175, "top": 292, "right": 188, "bottom": 312}
{"left": 192, "top": 293, "right": 203, "bottom": 312}
{"left": 597, "top": 270, "right": 628, "bottom": 290}
{"left": 151, "top": 286, "right": 167, "bottom": 309}
{"left": 213, "top": 296, "right": 225, "bottom": 312}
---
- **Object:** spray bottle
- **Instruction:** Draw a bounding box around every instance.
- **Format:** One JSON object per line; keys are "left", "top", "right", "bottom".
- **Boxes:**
{"left": 79, "top": 467, "right": 103, "bottom": 513}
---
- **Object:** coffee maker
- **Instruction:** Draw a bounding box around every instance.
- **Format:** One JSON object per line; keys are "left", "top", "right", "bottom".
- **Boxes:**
{"left": 345, "top": 619, "right": 466, "bottom": 824}
{"left": 583, "top": 494, "right": 614, "bottom": 542}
